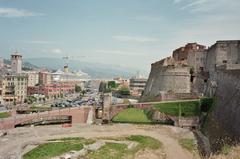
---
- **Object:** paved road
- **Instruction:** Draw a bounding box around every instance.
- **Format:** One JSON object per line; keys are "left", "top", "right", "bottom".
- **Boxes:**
{"left": 0, "top": 124, "right": 199, "bottom": 159}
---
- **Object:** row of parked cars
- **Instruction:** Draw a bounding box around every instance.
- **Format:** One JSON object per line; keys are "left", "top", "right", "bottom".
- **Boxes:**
{"left": 51, "top": 97, "right": 98, "bottom": 108}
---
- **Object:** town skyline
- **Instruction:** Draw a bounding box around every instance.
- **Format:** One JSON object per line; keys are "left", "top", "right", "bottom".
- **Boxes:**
{"left": 0, "top": 0, "right": 240, "bottom": 72}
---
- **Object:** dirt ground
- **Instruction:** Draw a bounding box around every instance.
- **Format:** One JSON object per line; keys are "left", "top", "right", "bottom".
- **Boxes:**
{"left": 0, "top": 124, "right": 199, "bottom": 159}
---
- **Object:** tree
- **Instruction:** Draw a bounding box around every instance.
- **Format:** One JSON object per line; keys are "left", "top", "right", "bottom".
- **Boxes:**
{"left": 108, "top": 81, "right": 117, "bottom": 89}
{"left": 75, "top": 85, "right": 82, "bottom": 93}
{"left": 118, "top": 87, "right": 130, "bottom": 96}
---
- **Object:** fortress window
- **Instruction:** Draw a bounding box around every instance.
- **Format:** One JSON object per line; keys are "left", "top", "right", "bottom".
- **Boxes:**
{"left": 190, "top": 75, "right": 195, "bottom": 83}
{"left": 223, "top": 60, "right": 227, "bottom": 63}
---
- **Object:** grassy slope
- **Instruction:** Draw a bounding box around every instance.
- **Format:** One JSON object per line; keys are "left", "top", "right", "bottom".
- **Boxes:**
{"left": 0, "top": 112, "right": 11, "bottom": 118}
{"left": 87, "top": 135, "right": 162, "bottom": 159}
{"left": 112, "top": 108, "right": 152, "bottom": 123}
{"left": 87, "top": 143, "right": 127, "bottom": 159}
{"left": 23, "top": 136, "right": 162, "bottom": 159}
{"left": 23, "top": 138, "right": 93, "bottom": 159}
{"left": 154, "top": 101, "right": 200, "bottom": 117}
{"left": 179, "top": 138, "right": 197, "bottom": 152}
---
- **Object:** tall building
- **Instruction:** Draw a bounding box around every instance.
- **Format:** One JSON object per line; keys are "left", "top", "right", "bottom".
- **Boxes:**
{"left": 11, "top": 52, "right": 22, "bottom": 74}
{"left": 39, "top": 71, "right": 52, "bottom": 85}
{"left": 0, "top": 57, "right": 4, "bottom": 70}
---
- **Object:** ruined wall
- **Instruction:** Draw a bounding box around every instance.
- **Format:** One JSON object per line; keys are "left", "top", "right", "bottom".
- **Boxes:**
{"left": 173, "top": 43, "right": 206, "bottom": 61}
{"left": 143, "top": 62, "right": 191, "bottom": 99}
{"left": 205, "top": 69, "right": 240, "bottom": 151}
{"left": 187, "top": 50, "right": 207, "bottom": 72}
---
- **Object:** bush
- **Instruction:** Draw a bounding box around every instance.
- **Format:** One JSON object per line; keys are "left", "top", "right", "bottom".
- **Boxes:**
{"left": 118, "top": 87, "right": 130, "bottom": 96}
{"left": 200, "top": 98, "right": 214, "bottom": 112}
{"left": 75, "top": 85, "right": 82, "bottom": 93}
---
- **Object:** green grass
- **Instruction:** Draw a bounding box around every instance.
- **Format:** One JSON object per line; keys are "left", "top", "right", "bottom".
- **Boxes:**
{"left": 23, "top": 137, "right": 93, "bottom": 159}
{"left": 86, "top": 143, "right": 128, "bottom": 159}
{"left": 88, "top": 135, "right": 162, "bottom": 159}
{"left": 24, "top": 136, "right": 162, "bottom": 159}
{"left": 221, "top": 144, "right": 231, "bottom": 155}
{"left": 0, "top": 112, "right": 11, "bottom": 118}
{"left": 179, "top": 138, "right": 197, "bottom": 152}
{"left": 127, "top": 135, "right": 162, "bottom": 150}
{"left": 154, "top": 101, "right": 200, "bottom": 117}
{"left": 112, "top": 108, "right": 152, "bottom": 123}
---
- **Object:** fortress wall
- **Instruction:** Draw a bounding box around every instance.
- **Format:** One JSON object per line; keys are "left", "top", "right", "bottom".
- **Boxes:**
{"left": 143, "top": 64, "right": 191, "bottom": 99}
{"left": 205, "top": 69, "right": 240, "bottom": 150}
{"left": 206, "top": 41, "right": 240, "bottom": 77}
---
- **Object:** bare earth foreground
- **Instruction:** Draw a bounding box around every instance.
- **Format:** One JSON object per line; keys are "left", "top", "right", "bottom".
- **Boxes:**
{"left": 0, "top": 124, "right": 199, "bottom": 159}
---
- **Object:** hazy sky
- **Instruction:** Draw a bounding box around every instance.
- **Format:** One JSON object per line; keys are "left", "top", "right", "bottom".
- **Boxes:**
{"left": 0, "top": 0, "right": 240, "bottom": 73}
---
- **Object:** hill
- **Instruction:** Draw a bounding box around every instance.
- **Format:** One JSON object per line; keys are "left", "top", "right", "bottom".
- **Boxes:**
{"left": 24, "top": 58, "right": 139, "bottom": 79}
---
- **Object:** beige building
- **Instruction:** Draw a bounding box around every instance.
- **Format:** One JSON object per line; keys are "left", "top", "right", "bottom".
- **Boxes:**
{"left": 130, "top": 77, "right": 147, "bottom": 97}
{"left": 0, "top": 73, "right": 28, "bottom": 104}
{"left": 25, "top": 71, "right": 39, "bottom": 87}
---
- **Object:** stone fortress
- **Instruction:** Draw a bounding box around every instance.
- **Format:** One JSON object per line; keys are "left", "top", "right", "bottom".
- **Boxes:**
{"left": 142, "top": 40, "right": 240, "bottom": 101}
{"left": 142, "top": 40, "right": 240, "bottom": 150}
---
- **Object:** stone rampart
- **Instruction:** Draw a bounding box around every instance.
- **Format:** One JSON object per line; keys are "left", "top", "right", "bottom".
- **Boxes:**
{"left": 143, "top": 65, "right": 191, "bottom": 101}
{"left": 204, "top": 69, "right": 240, "bottom": 151}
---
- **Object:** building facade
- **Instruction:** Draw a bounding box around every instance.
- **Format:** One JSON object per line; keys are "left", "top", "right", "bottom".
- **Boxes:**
{"left": 129, "top": 77, "right": 147, "bottom": 97}
{"left": 25, "top": 71, "right": 39, "bottom": 87}
{"left": 27, "top": 82, "right": 75, "bottom": 99}
{"left": 39, "top": 71, "right": 52, "bottom": 85}
{"left": 0, "top": 73, "right": 28, "bottom": 104}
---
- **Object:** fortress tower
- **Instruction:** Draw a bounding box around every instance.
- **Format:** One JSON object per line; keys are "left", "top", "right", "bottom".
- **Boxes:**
{"left": 11, "top": 51, "right": 22, "bottom": 74}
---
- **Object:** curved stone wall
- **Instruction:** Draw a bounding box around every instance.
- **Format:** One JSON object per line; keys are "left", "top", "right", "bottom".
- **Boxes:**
{"left": 143, "top": 64, "right": 191, "bottom": 98}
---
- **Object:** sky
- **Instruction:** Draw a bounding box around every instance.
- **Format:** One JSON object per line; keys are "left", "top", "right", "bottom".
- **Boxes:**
{"left": 0, "top": 0, "right": 240, "bottom": 73}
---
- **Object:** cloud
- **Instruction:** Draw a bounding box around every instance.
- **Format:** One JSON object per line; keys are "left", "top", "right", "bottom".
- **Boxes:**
{"left": 173, "top": 0, "right": 183, "bottom": 3}
{"left": 0, "top": 8, "right": 44, "bottom": 18}
{"left": 180, "top": 0, "right": 207, "bottom": 10}
{"left": 93, "top": 49, "right": 152, "bottom": 57}
{"left": 52, "top": 48, "right": 63, "bottom": 54}
{"left": 25, "top": 40, "right": 56, "bottom": 44}
{"left": 113, "top": 35, "right": 159, "bottom": 43}
{"left": 133, "top": 16, "right": 163, "bottom": 22}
